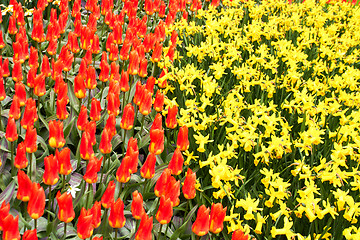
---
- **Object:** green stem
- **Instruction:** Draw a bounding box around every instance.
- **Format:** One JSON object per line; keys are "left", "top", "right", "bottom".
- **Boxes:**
{"left": 164, "top": 223, "right": 169, "bottom": 239}
{"left": 139, "top": 115, "right": 145, "bottom": 138}
{"left": 34, "top": 219, "right": 37, "bottom": 230}
{"left": 87, "top": 89, "right": 92, "bottom": 110}
{"left": 100, "top": 153, "right": 107, "bottom": 183}
{"left": 118, "top": 182, "right": 123, "bottom": 199}
{"left": 63, "top": 222, "right": 67, "bottom": 239}
{"left": 11, "top": 141, "right": 15, "bottom": 177}
{"left": 159, "top": 223, "right": 164, "bottom": 240}
{"left": 62, "top": 174, "right": 66, "bottom": 190}
{"left": 0, "top": 103, "right": 2, "bottom": 131}
{"left": 115, "top": 229, "right": 118, "bottom": 240}
{"left": 122, "top": 129, "right": 126, "bottom": 156}
{"left": 87, "top": 183, "right": 92, "bottom": 209}
{"left": 153, "top": 198, "right": 160, "bottom": 218}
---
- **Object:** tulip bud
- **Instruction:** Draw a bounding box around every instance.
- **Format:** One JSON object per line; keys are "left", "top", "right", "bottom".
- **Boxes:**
{"left": 209, "top": 203, "right": 227, "bottom": 234}
{"left": 101, "top": 180, "right": 116, "bottom": 209}
{"left": 135, "top": 214, "right": 153, "bottom": 240}
{"left": 56, "top": 147, "right": 73, "bottom": 175}
{"left": 141, "top": 153, "right": 156, "bottom": 179}
{"left": 109, "top": 198, "right": 126, "bottom": 229}
{"left": 43, "top": 154, "right": 59, "bottom": 185}
{"left": 156, "top": 196, "right": 173, "bottom": 224}
{"left": 17, "top": 170, "right": 32, "bottom": 202}
{"left": 131, "top": 190, "right": 145, "bottom": 220}
{"left": 27, "top": 182, "right": 46, "bottom": 219}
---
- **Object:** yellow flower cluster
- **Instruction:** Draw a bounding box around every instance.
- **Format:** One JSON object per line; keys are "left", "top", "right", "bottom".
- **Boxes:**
{"left": 162, "top": 0, "right": 360, "bottom": 238}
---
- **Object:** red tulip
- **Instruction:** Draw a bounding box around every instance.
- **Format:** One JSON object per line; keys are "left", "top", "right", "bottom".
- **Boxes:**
{"left": 120, "top": 70, "right": 130, "bottom": 92}
{"left": 140, "top": 153, "right": 156, "bottom": 179}
{"left": 116, "top": 156, "right": 132, "bottom": 183}
{"left": 77, "top": 105, "right": 89, "bottom": 131}
{"left": 2, "top": 214, "right": 20, "bottom": 240}
{"left": 168, "top": 148, "right": 184, "bottom": 175}
{"left": 22, "top": 229, "right": 38, "bottom": 240}
{"left": 101, "top": 180, "right": 116, "bottom": 209}
{"left": 0, "top": 201, "right": 10, "bottom": 231}
{"left": 109, "top": 198, "right": 126, "bottom": 229}
{"left": 156, "top": 196, "right": 173, "bottom": 224}
{"left": 49, "top": 120, "right": 66, "bottom": 148}
{"left": 17, "top": 170, "right": 32, "bottom": 202}
{"left": 232, "top": 229, "right": 249, "bottom": 240}
{"left": 131, "top": 190, "right": 145, "bottom": 220}
{"left": 135, "top": 214, "right": 153, "bottom": 240}
{"left": 77, "top": 208, "right": 94, "bottom": 239}
{"left": 91, "top": 201, "right": 102, "bottom": 228}
{"left": 56, "top": 97, "right": 69, "bottom": 120}
{"left": 56, "top": 191, "right": 75, "bottom": 223}
{"left": 209, "top": 203, "right": 227, "bottom": 234}
{"left": 138, "top": 58, "right": 148, "bottom": 78}
{"left": 80, "top": 131, "right": 94, "bottom": 160}
{"left": 21, "top": 98, "right": 37, "bottom": 130}
{"left": 154, "top": 168, "right": 171, "bottom": 198}
{"left": 84, "top": 155, "right": 103, "bottom": 184}
{"left": 5, "top": 116, "right": 18, "bottom": 142}
{"left": 9, "top": 95, "right": 21, "bottom": 120}
{"left": 56, "top": 147, "right": 73, "bottom": 175}
{"left": 151, "top": 42, "right": 162, "bottom": 63}
{"left": 27, "top": 182, "right": 46, "bottom": 219}
{"left": 192, "top": 205, "right": 210, "bottom": 236}
{"left": 139, "top": 89, "right": 152, "bottom": 116}
{"left": 99, "top": 127, "right": 113, "bottom": 154}
{"left": 128, "top": 50, "right": 140, "bottom": 75}
{"left": 74, "top": 75, "right": 86, "bottom": 99}
{"left": 183, "top": 168, "right": 196, "bottom": 199}
{"left": 177, "top": 125, "right": 189, "bottom": 151}
{"left": 43, "top": 154, "right": 59, "bottom": 185}
{"left": 153, "top": 90, "right": 164, "bottom": 112}
{"left": 25, "top": 125, "right": 37, "bottom": 153}
{"left": 149, "top": 129, "right": 164, "bottom": 155}
{"left": 15, "top": 82, "right": 26, "bottom": 106}
{"left": 90, "top": 98, "right": 101, "bottom": 121}
{"left": 120, "top": 103, "right": 135, "bottom": 130}
{"left": 166, "top": 105, "right": 178, "bottom": 129}
{"left": 14, "top": 142, "right": 28, "bottom": 169}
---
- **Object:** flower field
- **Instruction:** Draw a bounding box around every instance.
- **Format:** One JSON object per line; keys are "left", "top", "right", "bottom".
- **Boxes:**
{"left": 0, "top": 0, "right": 360, "bottom": 239}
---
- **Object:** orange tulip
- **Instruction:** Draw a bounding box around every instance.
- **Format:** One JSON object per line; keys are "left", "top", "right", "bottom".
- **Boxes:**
{"left": 56, "top": 191, "right": 75, "bottom": 223}
{"left": 22, "top": 229, "right": 38, "bottom": 240}
{"left": 14, "top": 142, "right": 28, "bottom": 169}
{"left": 149, "top": 129, "right": 164, "bottom": 155}
{"left": 192, "top": 205, "right": 210, "bottom": 236}
{"left": 49, "top": 120, "right": 66, "bottom": 148}
{"left": 25, "top": 125, "right": 37, "bottom": 153}
{"left": 84, "top": 156, "right": 103, "bottom": 184}
{"left": 17, "top": 170, "right": 32, "bottom": 202}
{"left": 140, "top": 153, "right": 156, "bottom": 179}
{"left": 168, "top": 148, "right": 184, "bottom": 175}
{"left": 135, "top": 214, "right": 153, "bottom": 240}
{"left": 91, "top": 201, "right": 102, "bottom": 228}
{"left": 90, "top": 98, "right": 101, "bottom": 121}
{"left": 183, "top": 168, "right": 196, "bottom": 200}
{"left": 232, "top": 229, "right": 249, "bottom": 240}
{"left": 27, "top": 182, "right": 46, "bottom": 219}
{"left": 131, "top": 190, "right": 145, "bottom": 220}
{"left": 165, "top": 105, "right": 178, "bottom": 129}
{"left": 120, "top": 103, "right": 135, "bottom": 130}
{"left": 101, "top": 180, "right": 115, "bottom": 209}
{"left": 209, "top": 203, "right": 227, "bottom": 234}
{"left": 153, "top": 90, "right": 164, "bottom": 112}
{"left": 77, "top": 208, "right": 94, "bottom": 239}
{"left": 77, "top": 105, "right": 89, "bottom": 131}
{"left": 2, "top": 215, "right": 20, "bottom": 240}
{"left": 5, "top": 116, "right": 18, "bottom": 142}
{"left": 156, "top": 196, "right": 173, "bottom": 224}
{"left": 109, "top": 198, "right": 126, "bottom": 229}
{"left": 43, "top": 154, "right": 59, "bottom": 185}
{"left": 56, "top": 147, "right": 73, "bottom": 175}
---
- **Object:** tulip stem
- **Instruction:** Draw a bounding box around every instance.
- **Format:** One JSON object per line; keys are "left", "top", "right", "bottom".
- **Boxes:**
{"left": 139, "top": 114, "right": 145, "bottom": 138}
{"left": 0, "top": 103, "right": 2, "bottom": 131}
{"left": 100, "top": 153, "right": 107, "bottom": 183}
{"left": 62, "top": 174, "right": 66, "bottom": 190}
{"left": 159, "top": 223, "right": 164, "bottom": 240}
{"left": 115, "top": 228, "right": 118, "bottom": 240}
{"left": 34, "top": 219, "right": 37, "bottom": 230}
{"left": 122, "top": 129, "right": 127, "bottom": 156}
{"left": 87, "top": 89, "right": 92, "bottom": 110}
{"left": 63, "top": 223, "right": 67, "bottom": 239}
{"left": 153, "top": 198, "right": 160, "bottom": 218}
{"left": 10, "top": 141, "right": 15, "bottom": 177}
{"left": 118, "top": 182, "right": 123, "bottom": 199}
{"left": 165, "top": 223, "right": 169, "bottom": 239}
{"left": 87, "top": 183, "right": 92, "bottom": 209}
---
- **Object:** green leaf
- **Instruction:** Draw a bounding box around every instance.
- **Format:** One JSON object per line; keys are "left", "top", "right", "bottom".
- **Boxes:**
{"left": 170, "top": 204, "right": 198, "bottom": 240}
{"left": 0, "top": 180, "right": 15, "bottom": 204}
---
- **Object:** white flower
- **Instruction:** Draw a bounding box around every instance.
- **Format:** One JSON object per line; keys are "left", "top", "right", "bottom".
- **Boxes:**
{"left": 67, "top": 183, "right": 81, "bottom": 198}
